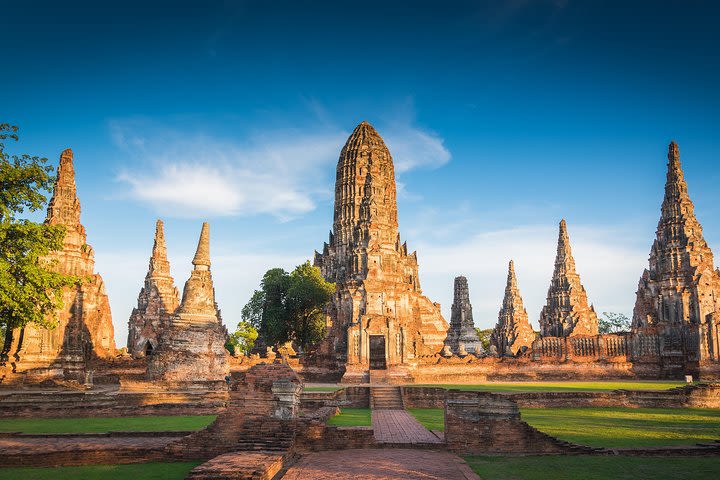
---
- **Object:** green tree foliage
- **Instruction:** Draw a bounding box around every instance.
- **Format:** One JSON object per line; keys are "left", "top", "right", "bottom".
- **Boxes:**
{"left": 0, "top": 124, "right": 76, "bottom": 338}
{"left": 599, "top": 312, "right": 631, "bottom": 334}
{"left": 225, "top": 321, "right": 258, "bottom": 355}
{"left": 241, "top": 261, "right": 335, "bottom": 350}
{"left": 474, "top": 328, "right": 494, "bottom": 351}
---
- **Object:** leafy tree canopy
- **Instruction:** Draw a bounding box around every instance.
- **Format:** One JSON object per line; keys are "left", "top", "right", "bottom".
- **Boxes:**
{"left": 474, "top": 328, "right": 494, "bottom": 351}
{"left": 0, "top": 124, "right": 76, "bottom": 338}
{"left": 599, "top": 312, "right": 631, "bottom": 334}
{"left": 241, "top": 261, "right": 335, "bottom": 350}
{"left": 225, "top": 320, "right": 258, "bottom": 356}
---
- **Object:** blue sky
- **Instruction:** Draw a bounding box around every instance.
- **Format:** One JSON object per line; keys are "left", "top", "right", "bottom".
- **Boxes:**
{"left": 3, "top": 1, "right": 720, "bottom": 346}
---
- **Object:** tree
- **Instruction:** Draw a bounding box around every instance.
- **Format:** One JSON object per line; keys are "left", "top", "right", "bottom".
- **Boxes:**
{"left": 225, "top": 321, "right": 258, "bottom": 356}
{"left": 0, "top": 124, "right": 76, "bottom": 343}
{"left": 241, "top": 261, "right": 335, "bottom": 350}
{"left": 474, "top": 328, "right": 493, "bottom": 351}
{"left": 599, "top": 312, "right": 631, "bottom": 334}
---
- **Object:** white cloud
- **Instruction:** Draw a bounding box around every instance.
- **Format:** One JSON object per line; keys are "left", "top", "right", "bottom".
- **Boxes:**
{"left": 384, "top": 126, "right": 451, "bottom": 173}
{"left": 111, "top": 117, "right": 451, "bottom": 220}
{"left": 415, "top": 223, "right": 648, "bottom": 331}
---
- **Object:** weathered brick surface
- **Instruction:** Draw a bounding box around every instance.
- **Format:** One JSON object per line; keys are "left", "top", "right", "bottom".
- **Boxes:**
{"left": 187, "top": 451, "right": 290, "bottom": 480}
{"left": 444, "top": 391, "right": 586, "bottom": 455}
{"left": 0, "top": 434, "right": 177, "bottom": 467}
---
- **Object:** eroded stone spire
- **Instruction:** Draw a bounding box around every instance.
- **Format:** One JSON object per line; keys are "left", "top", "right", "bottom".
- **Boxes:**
{"left": 539, "top": 220, "right": 598, "bottom": 337}
{"left": 633, "top": 141, "right": 720, "bottom": 330}
{"left": 127, "top": 219, "right": 181, "bottom": 357}
{"left": 444, "top": 276, "right": 483, "bottom": 355}
{"left": 192, "top": 222, "right": 211, "bottom": 269}
{"left": 46, "top": 148, "right": 82, "bottom": 227}
{"left": 491, "top": 260, "right": 536, "bottom": 355}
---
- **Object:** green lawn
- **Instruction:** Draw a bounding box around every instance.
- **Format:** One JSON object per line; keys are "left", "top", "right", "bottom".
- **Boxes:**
{"left": 408, "top": 407, "right": 720, "bottom": 447}
{"left": 521, "top": 407, "right": 720, "bottom": 447}
{"left": 0, "top": 415, "right": 216, "bottom": 434}
{"left": 327, "top": 407, "right": 371, "bottom": 427}
{"left": 465, "top": 455, "right": 720, "bottom": 480}
{"left": 303, "top": 386, "right": 343, "bottom": 392}
{"left": 409, "top": 381, "right": 686, "bottom": 392}
{"left": 407, "top": 408, "right": 444, "bottom": 432}
{"left": 0, "top": 462, "right": 202, "bottom": 480}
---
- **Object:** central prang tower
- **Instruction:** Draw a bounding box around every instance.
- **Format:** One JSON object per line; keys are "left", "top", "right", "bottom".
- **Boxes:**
{"left": 314, "top": 121, "right": 448, "bottom": 382}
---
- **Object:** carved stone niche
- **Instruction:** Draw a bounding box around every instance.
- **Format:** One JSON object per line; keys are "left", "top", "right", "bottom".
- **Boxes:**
{"left": 271, "top": 379, "right": 302, "bottom": 420}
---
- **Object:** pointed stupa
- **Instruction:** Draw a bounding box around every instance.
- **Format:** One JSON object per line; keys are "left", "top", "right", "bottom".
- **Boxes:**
{"left": 176, "top": 222, "right": 219, "bottom": 321}
{"left": 192, "top": 221, "right": 211, "bottom": 269}
{"left": 312, "top": 121, "right": 448, "bottom": 376}
{"left": 444, "top": 276, "right": 483, "bottom": 355}
{"left": 633, "top": 141, "right": 720, "bottom": 331}
{"left": 127, "top": 219, "right": 181, "bottom": 357}
{"left": 539, "top": 220, "right": 599, "bottom": 337}
{"left": 491, "top": 260, "right": 536, "bottom": 355}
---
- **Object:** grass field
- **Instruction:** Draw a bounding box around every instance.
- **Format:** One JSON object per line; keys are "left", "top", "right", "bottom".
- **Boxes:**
{"left": 327, "top": 407, "right": 372, "bottom": 427}
{"left": 0, "top": 462, "right": 202, "bottom": 480}
{"left": 303, "top": 386, "right": 343, "bottom": 392}
{"left": 407, "top": 408, "right": 445, "bottom": 432}
{"left": 465, "top": 455, "right": 720, "bottom": 480}
{"left": 408, "top": 407, "right": 720, "bottom": 447}
{"left": 408, "top": 381, "right": 686, "bottom": 392}
{"left": 0, "top": 415, "right": 216, "bottom": 434}
{"left": 521, "top": 407, "right": 720, "bottom": 447}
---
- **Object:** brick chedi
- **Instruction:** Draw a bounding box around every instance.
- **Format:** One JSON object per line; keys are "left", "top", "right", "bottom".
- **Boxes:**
{"left": 633, "top": 142, "right": 720, "bottom": 362}
{"left": 539, "top": 220, "right": 599, "bottom": 337}
{"left": 147, "top": 222, "right": 229, "bottom": 385}
{"left": 491, "top": 260, "right": 536, "bottom": 355}
{"left": 2, "top": 149, "right": 116, "bottom": 380}
{"left": 127, "top": 220, "right": 180, "bottom": 357}
{"left": 313, "top": 121, "right": 448, "bottom": 379}
{"left": 444, "top": 276, "right": 483, "bottom": 355}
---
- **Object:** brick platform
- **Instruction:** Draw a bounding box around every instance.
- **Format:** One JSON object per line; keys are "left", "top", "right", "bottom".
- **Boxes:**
{"left": 187, "top": 451, "right": 290, "bottom": 479}
{"left": 282, "top": 448, "right": 479, "bottom": 479}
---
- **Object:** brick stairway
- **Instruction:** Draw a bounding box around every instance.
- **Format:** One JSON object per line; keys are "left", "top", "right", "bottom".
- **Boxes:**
{"left": 370, "top": 386, "right": 404, "bottom": 410}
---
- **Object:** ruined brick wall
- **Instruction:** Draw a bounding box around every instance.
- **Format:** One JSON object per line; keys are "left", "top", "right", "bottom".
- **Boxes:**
{"left": 444, "top": 391, "right": 572, "bottom": 455}
{"left": 401, "top": 386, "right": 446, "bottom": 408}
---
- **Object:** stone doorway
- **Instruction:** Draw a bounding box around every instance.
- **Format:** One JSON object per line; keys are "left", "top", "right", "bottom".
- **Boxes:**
{"left": 369, "top": 335, "right": 386, "bottom": 370}
{"left": 145, "top": 341, "right": 154, "bottom": 356}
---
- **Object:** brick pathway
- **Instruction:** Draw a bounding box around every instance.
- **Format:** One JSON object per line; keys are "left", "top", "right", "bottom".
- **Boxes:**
{"left": 282, "top": 449, "right": 479, "bottom": 479}
{"left": 371, "top": 410, "right": 441, "bottom": 444}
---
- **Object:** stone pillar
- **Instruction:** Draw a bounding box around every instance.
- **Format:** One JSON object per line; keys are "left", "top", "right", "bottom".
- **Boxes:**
{"left": 271, "top": 379, "right": 302, "bottom": 420}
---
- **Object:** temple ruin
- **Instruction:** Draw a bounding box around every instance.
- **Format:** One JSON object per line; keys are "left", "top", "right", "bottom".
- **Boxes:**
{"left": 147, "top": 222, "right": 229, "bottom": 386}
{"left": 633, "top": 141, "right": 720, "bottom": 365}
{"left": 313, "top": 121, "right": 448, "bottom": 382}
{"left": 444, "top": 276, "right": 483, "bottom": 355}
{"left": 127, "top": 219, "right": 180, "bottom": 357}
{"left": 539, "top": 219, "right": 599, "bottom": 337}
{"left": 491, "top": 260, "right": 536, "bottom": 356}
{"left": 1, "top": 149, "right": 116, "bottom": 382}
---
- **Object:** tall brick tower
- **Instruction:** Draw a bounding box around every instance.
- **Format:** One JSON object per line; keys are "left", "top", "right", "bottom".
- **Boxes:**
{"left": 2, "top": 149, "right": 116, "bottom": 381}
{"left": 633, "top": 142, "right": 720, "bottom": 363}
{"left": 314, "top": 121, "right": 448, "bottom": 382}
